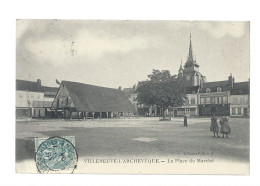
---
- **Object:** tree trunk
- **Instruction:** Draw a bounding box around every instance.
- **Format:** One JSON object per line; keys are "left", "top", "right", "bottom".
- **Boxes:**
{"left": 163, "top": 106, "right": 166, "bottom": 119}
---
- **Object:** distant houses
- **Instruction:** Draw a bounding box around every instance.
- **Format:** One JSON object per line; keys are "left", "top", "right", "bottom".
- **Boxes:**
{"left": 173, "top": 75, "right": 250, "bottom": 117}
{"left": 173, "top": 34, "right": 250, "bottom": 117}
{"left": 122, "top": 85, "right": 138, "bottom": 110}
{"left": 50, "top": 81, "right": 136, "bottom": 119}
{"left": 16, "top": 79, "right": 58, "bottom": 118}
{"left": 123, "top": 75, "right": 250, "bottom": 118}
{"left": 123, "top": 34, "right": 250, "bottom": 118}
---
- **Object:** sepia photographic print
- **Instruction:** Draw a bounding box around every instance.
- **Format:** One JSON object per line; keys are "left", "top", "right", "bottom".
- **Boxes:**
{"left": 16, "top": 20, "right": 250, "bottom": 174}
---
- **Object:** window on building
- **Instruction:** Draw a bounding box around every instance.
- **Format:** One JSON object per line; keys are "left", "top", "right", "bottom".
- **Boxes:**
{"left": 210, "top": 97, "right": 215, "bottom": 104}
{"left": 37, "top": 95, "right": 40, "bottom": 99}
{"left": 191, "top": 98, "right": 195, "bottom": 105}
{"left": 206, "top": 88, "right": 211, "bottom": 93}
{"left": 31, "top": 94, "right": 34, "bottom": 98}
{"left": 232, "top": 108, "right": 236, "bottom": 114}
{"left": 39, "top": 110, "right": 41, "bottom": 117}
{"left": 66, "top": 98, "right": 69, "bottom": 105}
{"left": 217, "top": 87, "right": 222, "bottom": 92}
{"left": 26, "top": 93, "right": 29, "bottom": 98}
{"left": 223, "top": 96, "right": 228, "bottom": 104}
{"left": 34, "top": 109, "right": 36, "bottom": 116}
{"left": 19, "top": 93, "right": 22, "bottom": 98}
{"left": 206, "top": 97, "right": 210, "bottom": 104}
{"left": 238, "top": 108, "right": 241, "bottom": 114}
{"left": 219, "top": 97, "right": 223, "bottom": 104}
{"left": 201, "top": 98, "right": 205, "bottom": 104}
{"left": 215, "top": 97, "right": 219, "bottom": 104}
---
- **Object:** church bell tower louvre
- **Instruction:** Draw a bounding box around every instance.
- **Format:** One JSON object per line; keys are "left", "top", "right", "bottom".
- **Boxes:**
{"left": 179, "top": 33, "right": 206, "bottom": 87}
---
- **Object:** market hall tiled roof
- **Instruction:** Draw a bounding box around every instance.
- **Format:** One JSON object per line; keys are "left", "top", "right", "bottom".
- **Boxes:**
{"left": 62, "top": 81, "right": 136, "bottom": 113}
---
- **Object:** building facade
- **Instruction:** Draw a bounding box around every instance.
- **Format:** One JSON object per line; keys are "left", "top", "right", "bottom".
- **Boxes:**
{"left": 173, "top": 93, "right": 199, "bottom": 117}
{"left": 230, "top": 95, "right": 249, "bottom": 117}
{"left": 229, "top": 81, "right": 250, "bottom": 117}
{"left": 32, "top": 101, "right": 53, "bottom": 118}
{"left": 16, "top": 79, "right": 58, "bottom": 118}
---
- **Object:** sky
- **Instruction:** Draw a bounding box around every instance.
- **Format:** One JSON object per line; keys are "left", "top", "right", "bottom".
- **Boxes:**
{"left": 16, "top": 20, "right": 250, "bottom": 89}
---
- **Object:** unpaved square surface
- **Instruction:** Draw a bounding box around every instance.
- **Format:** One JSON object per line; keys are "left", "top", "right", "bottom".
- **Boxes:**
{"left": 16, "top": 117, "right": 249, "bottom": 163}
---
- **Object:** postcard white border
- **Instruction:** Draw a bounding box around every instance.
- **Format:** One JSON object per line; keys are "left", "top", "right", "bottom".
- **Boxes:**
{"left": 1, "top": 0, "right": 260, "bottom": 185}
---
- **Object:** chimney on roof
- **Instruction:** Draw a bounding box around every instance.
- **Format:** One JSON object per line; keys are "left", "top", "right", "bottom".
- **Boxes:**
{"left": 118, "top": 86, "right": 122, "bottom": 90}
{"left": 228, "top": 74, "right": 234, "bottom": 89}
{"left": 37, "top": 79, "right": 41, "bottom": 87}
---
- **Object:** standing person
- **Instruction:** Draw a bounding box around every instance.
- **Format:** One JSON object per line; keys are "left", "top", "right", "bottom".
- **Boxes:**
{"left": 220, "top": 116, "right": 231, "bottom": 138}
{"left": 210, "top": 113, "right": 219, "bottom": 137}
{"left": 184, "top": 114, "right": 188, "bottom": 127}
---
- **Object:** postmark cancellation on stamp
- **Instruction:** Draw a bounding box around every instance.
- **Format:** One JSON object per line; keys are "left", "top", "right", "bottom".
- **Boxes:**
{"left": 34, "top": 136, "right": 78, "bottom": 173}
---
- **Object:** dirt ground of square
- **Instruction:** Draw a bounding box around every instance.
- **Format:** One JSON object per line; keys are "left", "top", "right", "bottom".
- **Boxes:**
{"left": 16, "top": 117, "right": 249, "bottom": 163}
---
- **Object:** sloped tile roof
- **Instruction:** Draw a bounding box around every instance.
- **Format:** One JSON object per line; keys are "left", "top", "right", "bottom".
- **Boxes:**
{"left": 63, "top": 81, "right": 136, "bottom": 113}
{"left": 231, "top": 81, "right": 249, "bottom": 95}
{"left": 41, "top": 86, "right": 58, "bottom": 92}
{"left": 16, "top": 79, "right": 58, "bottom": 94}
{"left": 16, "top": 79, "right": 42, "bottom": 92}
{"left": 200, "top": 80, "right": 230, "bottom": 93}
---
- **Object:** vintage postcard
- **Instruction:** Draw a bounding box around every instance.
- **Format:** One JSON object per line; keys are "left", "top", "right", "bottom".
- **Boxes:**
{"left": 16, "top": 20, "right": 250, "bottom": 174}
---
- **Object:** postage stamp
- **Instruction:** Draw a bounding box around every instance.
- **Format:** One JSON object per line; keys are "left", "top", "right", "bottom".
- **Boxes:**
{"left": 34, "top": 136, "right": 78, "bottom": 173}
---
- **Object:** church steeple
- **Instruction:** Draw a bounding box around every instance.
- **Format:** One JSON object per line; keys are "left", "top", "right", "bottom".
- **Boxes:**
{"left": 179, "top": 59, "right": 183, "bottom": 70}
{"left": 179, "top": 32, "right": 206, "bottom": 87}
{"left": 187, "top": 33, "right": 194, "bottom": 62}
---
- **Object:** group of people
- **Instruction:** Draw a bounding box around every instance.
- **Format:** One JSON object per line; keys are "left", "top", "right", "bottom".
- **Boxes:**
{"left": 210, "top": 114, "right": 231, "bottom": 138}
{"left": 183, "top": 113, "right": 231, "bottom": 138}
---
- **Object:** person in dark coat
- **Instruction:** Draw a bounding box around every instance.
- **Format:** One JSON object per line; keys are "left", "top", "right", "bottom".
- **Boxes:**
{"left": 210, "top": 113, "right": 219, "bottom": 137}
{"left": 220, "top": 116, "right": 231, "bottom": 138}
{"left": 184, "top": 114, "right": 188, "bottom": 127}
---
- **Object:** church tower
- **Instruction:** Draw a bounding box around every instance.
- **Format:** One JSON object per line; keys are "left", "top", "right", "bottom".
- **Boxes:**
{"left": 178, "top": 60, "right": 183, "bottom": 77}
{"left": 181, "top": 33, "right": 206, "bottom": 87}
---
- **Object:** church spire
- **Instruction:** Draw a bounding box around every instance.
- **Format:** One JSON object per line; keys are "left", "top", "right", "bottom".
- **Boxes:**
{"left": 179, "top": 59, "right": 183, "bottom": 70}
{"left": 187, "top": 32, "right": 194, "bottom": 62}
